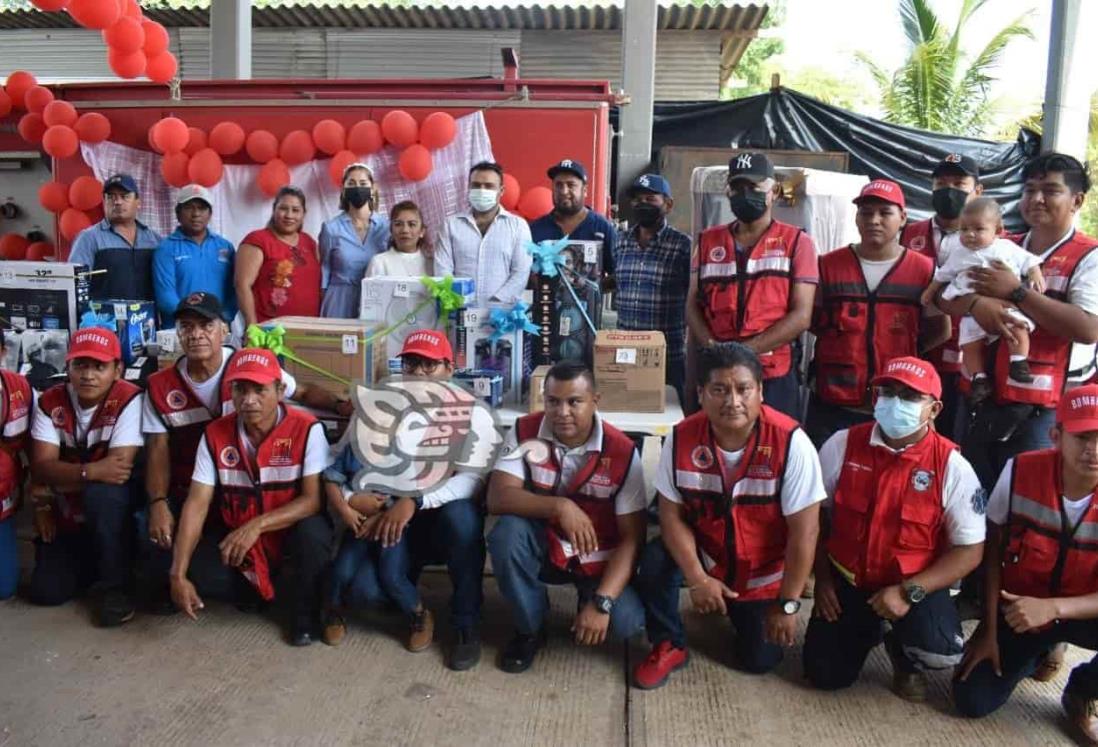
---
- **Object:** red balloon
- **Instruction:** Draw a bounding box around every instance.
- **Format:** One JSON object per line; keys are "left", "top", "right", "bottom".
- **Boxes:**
{"left": 0, "top": 89, "right": 10, "bottom": 119}
{"left": 160, "top": 152, "right": 190, "bottom": 188}
{"left": 328, "top": 150, "right": 358, "bottom": 187}
{"left": 141, "top": 20, "right": 170, "bottom": 56}
{"left": 30, "top": 0, "right": 69, "bottom": 11}
{"left": 518, "top": 186, "right": 554, "bottom": 221}
{"left": 59, "top": 208, "right": 92, "bottom": 241}
{"left": 258, "top": 159, "right": 291, "bottom": 197}
{"left": 184, "top": 127, "right": 207, "bottom": 156}
{"left": 347, "top": 120, "right": 383, "bottom": 155}
{"left": 39, "top": 181, "right": 71, "bottom": 213}
{"left": 74, "top": 112, "right": 111, "bottom": 143}
{"left": 104, "top": 16, "right": 144, "bottom": 54}
{"left": 147, "top": 126, "right": 163, "bottom": 154}
{"left": 208, "top": 121, "right": 245, "bottom": 156}
{"left": 17, "top": 113, "right": 46, "bottom": 143}
{"left": 146, "top": 52, "right": 178, "bottom": 84}
{"left": 312, "top": 119, "right": 346, "bottom": 156}
{"left": 68, "top": 0, "right": 121, "bottom": 30}
{"left": 398, "top": 144, "right": 432, "bottom": 182}
{"left": 381, "top": 110, "right": 418, "bottom": 148}
{"left": 25, "top": 241, "right": 55, "bottom": 261}
{"left": 4, "top": 71, "right": 38, "bottom": 110}
{"left": 24, "top": 86, "right": 54, "bottom": 115}
{"left": 121, "top": 0, "right": 141, "bottom": 19}
{"left": 0, "top": 234, "right": 29, "bottom": 261}
{"left": 43, "top": 100, "right": 78, "bottom": 128}
{"left": 187, "top": 148, "right": 223, "bottom": 187}
{"left": 279, "top": 130, "right": 315, "bottom": 166}
{"left": 501, "top": 173, "right": 521, "bottom": 211}
{"left": 419, "top": 111, "right": 456, "bottom": 150}
{"left": 69, "top": 175, "right": 103, "bottom": 211}
{"left": 152, "top": 117, "right": 189, "bottom": 154}
{"left": 245, "top": 129, "right": 278, "bottom": 163}
{"left": 108, "top": 48, "right": 146, "bottom": 79}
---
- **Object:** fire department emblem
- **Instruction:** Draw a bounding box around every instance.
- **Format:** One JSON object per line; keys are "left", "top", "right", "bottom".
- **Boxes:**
{"left": 691, "top": 445, "right": 715, "bottom": 470}
{"left": 185, "top": 292, "right": 205, "bottom": 305}
{"left": 166, "top": 389, "right": 187, "bottom": 410}
{"left": 50, "top": 406, "right": 66, "bottom": 427}
{"left": 220, "top": 445, "right": 240, "bottom": 468}
{"left": 909, "top": 235, "right": 926, "bottom": 251}
{"left": 911, "top": 469, "right": 932, "bottom": 492}
{"left": 708, "top": 245, "right": 727, "bottom": 263}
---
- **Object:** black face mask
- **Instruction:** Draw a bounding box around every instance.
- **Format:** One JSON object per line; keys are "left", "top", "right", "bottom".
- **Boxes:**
{"left": 633, "top": 202, "right": 663, "bottom": 228}
{"left": 344, "top": 186, "right": 372, "bottom": 210}
{"left": 931, "top": 187, "right": 968, "bottom": 220}
{"left": 728, "top": 191, "right": 768, "bottom": 223}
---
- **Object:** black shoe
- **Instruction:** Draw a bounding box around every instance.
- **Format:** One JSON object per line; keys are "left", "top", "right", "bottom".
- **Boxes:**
{"left": 967, "top": 376, "right": 992, "bottom": 406}
{"left": 448, "top": 627, "right": 482, "bottom": 671}
{"left": 95, "top": 589, "right": 136, "bottom": 628}
{"left": 290, "top": 622, "right": 315, "bottom": 647}
{"left": 1009, "top": 358, "right": 1034, "bottom": 383}
{"left": 499, "top": 629, "right": 546, "bottom": 674}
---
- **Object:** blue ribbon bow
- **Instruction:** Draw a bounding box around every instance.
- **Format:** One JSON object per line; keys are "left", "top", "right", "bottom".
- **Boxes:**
{"left": 487, "top": 301, "right": 540, "bottom": 342}
{"left": 525, "top": 237, "right": 571, "bottom": 278}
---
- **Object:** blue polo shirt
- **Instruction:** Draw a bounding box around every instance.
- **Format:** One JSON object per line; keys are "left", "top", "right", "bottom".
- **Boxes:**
{"left": 68, "top": 219, "right": 162, "bottom": 301}
{"left": 152, "top": 227, "right": 237, "bottom": 321}
{"left": 528, "top": 208, "right": 617, "bottom": 275}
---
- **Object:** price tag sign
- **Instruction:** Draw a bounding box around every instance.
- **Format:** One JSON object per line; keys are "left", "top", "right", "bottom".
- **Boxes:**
{"left": 464, "top": 309, "right": 480, "bottom": 326}
{"left": 393, "top": 281, "right": 411, "bottom": 298}
{"left": 124, "top": 368, "right": 141, "bottom": 381}
{"left": 616, "top": 348, "right": 637, "bottom": 365}
{"left": 474, "top": 377, "right": 491, "bottom": 396}
{"left": 559, "top": 315, "right": 572, "bottom": 336}
{"left": 342, "top": 334, "right": 358, "bottom": 355}
{"left": 582, "top": 242, "right": 598, "bottom": 263}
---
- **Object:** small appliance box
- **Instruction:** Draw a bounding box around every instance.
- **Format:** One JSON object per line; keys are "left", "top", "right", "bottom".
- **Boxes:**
{"left": 265, "top": 316, "right": 389, "bottom": 397}
{"left": 155, "top": 329, "right": 179, "bottom": 370}
{"left": 0, "top": 261, "right": 90, "bottom": 332}
{"left": 453, "top": 369, "right": 504, "bottom": 408}
{"left": 450, "top": 306, "right": 526, "bottom": 406}
{"left": 88, "top": 299, "right": 157, "bottom": 366}
{"left": 531, "top": 240, "right": 602, "bottom": 367}
{"left": 593, "top": 330, "right": 666, "bottom": 412}
{"left": 528, "top": 364, "right": 551, "bottom": 413}
{"left": 359, "top": 276, "right": 475, "bottom": 371}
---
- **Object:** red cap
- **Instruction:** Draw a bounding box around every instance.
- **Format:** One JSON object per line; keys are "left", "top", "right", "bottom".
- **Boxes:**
{"left": 400, "top": 329, "right": 453, "bottom": 362}
{"left": 853, "top": 179, "right": 906, "bottom": 210}
{"left": 1057, "top": 384, "right": 1098, "bottom": 433}
{"left": 870, "top": 356, "right": 942, "bottom": 398}
{"left": 223, "top": 348, "right": 282, "bottom": 386}
{"left": 66, "top": 328, "right": 122, "bottom": 363}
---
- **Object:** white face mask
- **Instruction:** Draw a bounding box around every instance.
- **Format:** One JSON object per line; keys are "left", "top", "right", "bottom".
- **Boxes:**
{"left": 468, "top": 188, "right": 499, "bottom": 213}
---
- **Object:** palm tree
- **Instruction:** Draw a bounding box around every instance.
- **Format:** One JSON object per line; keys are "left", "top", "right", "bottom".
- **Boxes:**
{"left": 859, "top": 0, "right": 1033, "bottom": 137}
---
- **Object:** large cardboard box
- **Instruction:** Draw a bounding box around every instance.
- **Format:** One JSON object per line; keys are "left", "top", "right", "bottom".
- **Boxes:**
{"left": 528, "top": 364, "right": 551, "bottom": 413}
{"left": 0, "top": 261, "right": 90, "bottom": 332}
{"left": 265, "top": 316, "right": 389, "bottom": 397}
{"left": 450, "top": 305, "right": 527, "bottom": 406}
{"left": 530, "top": 239, "right": 602, "bottom": 367}
{"left": 593, "top": 330, "right": 666, "bottom": 412}
{"left": 88, "top": 299, "right": 157, "bottom": 366}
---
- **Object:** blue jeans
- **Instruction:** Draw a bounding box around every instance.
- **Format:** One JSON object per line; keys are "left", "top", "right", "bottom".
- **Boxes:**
{"left": 487, "top": 515, "right": 645, "bottom": 639}
{"left": 0, "top": 516, "right": 17, "bottom": 600}
{"left": 803, "top": 395, "right": 875, "bottom": 450}
{"left": 635, "top": 538, "right": 783, "bottom": 674}
{"left": 328, "top": 532, "right": 387, "bottom": 611}
{"left": 764, "top": 369, "right": 804, "bottom": 423}
{"left": 963, "top": 403, "right": 1055, "bottom": 490}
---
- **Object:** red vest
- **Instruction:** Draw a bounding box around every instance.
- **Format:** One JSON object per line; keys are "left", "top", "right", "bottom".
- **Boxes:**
{"left": 1001, "top": 449, "right": 1098, "bottom": 600}
{"left": 145, "top": 351, "right": 237, "bottom": 501}
{"left": 828, "top": 422, "right": 955, "bottom": 590}
{"left": 204, "top": 406, "right": 319, "bottom": 600}
{"left": 697, "top": 220, "right": 804, "bottom": 378}
{"left": 900, "top": 219, "right": 963, "bottom": 374}
{"left": 514, "top": 412, "right": 636, "bottom": 577}
{"left": 0, "top": 369, "right": 32, "bottom": 521}
{"left": 993, "top": 231, "right": 1098, "bottom": 407}
{"left": 814, "top": 246, "right": 934, "bottom": 407}
{"left": 671, "top": 406, "right": 797, "bottom": 600}
{"left": 900, "top": 219, "right": 939, "bottom": 262}
{"left": 37, "top": 379, "right": 141, "bottom": 531}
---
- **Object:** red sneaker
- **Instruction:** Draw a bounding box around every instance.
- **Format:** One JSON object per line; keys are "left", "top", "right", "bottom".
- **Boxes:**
{"left": 633, "top": 641, "right": 689, "bottom": 690}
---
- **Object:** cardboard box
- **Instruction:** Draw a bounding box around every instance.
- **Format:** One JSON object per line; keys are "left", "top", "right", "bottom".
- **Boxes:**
{"left": 593, "top": 330, "right": 666, "bottom": 412}
{"left": 450, "top": 306, "right": 526, "bottom": 406}
{"left": 359, "top": 276, "right": 475, "bottom": 370}
{"left": 266, "top": 316, "right": 389, "bottom": 397}
{"left": 88, "top": 299, "right": 157, "bottom": 366}
{"left": 528, "top": 364, "right": 551, "bottom": 413}
{"left": 0, "top": 261, "right": 90, "bottom": 332}
{"left": 453, "top": 369, "right": 504, "bottom": 408}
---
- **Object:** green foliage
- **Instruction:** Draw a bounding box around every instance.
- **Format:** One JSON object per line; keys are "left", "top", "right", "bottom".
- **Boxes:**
{"left": 721, "top": 0, "right": 785, "bottom": 96}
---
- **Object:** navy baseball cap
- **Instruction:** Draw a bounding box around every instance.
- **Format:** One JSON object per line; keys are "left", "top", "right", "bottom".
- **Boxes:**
{"left": 932, "top": 153, "right": 980, "bottom": 179}
{"left": 628, "top": 173, "right": 672, "bottom": 198}
{"left": 103, "top": 173, "right": 139, "bottom": 196}
{"left": 547, "top": 159, "right": 588, "bottom": 182}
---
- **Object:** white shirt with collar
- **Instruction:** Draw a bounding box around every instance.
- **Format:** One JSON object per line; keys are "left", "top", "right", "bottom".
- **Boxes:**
{"left": 493, "top": 413, "right": 649, "bottom": 515}
{"left": 434, "top": 207, "right": 533, "bottom": 307}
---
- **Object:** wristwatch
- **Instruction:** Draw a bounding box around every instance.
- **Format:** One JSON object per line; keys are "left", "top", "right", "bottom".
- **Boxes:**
{"left": 778, "top": 598, "right": 801, "bottom": 615}
{"left": 1008, "top": 285, "right": 1028, "bottom": 304}
{"left": 902, "top": 581, "right": 927, "bottom": 604}
{"left": 592, "top": 594, "right": 615, "bottom": 615}
{"left": 411, "top": 495, "right": 424, "bottom": 510}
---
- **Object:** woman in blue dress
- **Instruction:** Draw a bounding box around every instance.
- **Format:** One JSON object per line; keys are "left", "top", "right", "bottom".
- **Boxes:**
{"left": 319, "top": 163, "right": 391, "bottom": 318}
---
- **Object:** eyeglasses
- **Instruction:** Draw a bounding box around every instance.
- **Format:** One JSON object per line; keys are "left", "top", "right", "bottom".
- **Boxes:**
{"left": 402, "top": 356, "right": 443, "bottom": 374}
{"left": 875, "top": 385, "right": 932, "bottom": 403}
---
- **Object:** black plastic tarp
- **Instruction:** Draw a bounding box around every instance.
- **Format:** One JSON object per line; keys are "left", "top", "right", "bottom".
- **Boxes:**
{"left": 618, "top": 88, "right": 1040, "bottom": 231}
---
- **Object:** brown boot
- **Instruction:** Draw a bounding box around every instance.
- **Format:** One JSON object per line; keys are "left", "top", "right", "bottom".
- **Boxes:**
{"left": 407, "top": 608, "right": 434, "bottom": 652}
{"left": 888, "top": 649, "right": 927, "bottom": 702}
{"left": 1062, "top": 689, "right": 1098, "bottom": 745}
{"left": 1033, "top": 642, "right": 1068, "bottom": 682}
{"left": 322, "top": 612, "right": 346, "bottom": 647}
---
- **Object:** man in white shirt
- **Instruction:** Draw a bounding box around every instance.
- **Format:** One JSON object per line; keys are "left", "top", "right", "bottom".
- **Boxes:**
{"left": 435, "top": 161, "right": 533, "bottom": 306}
{"left": 28, "top": 328, "right": 145, "bottom": 627}
{"left": 633, "top": 343, "right": 825, "bottom": 689}
{"left": 488, "top": 362, "right": 649, "bottom": 673}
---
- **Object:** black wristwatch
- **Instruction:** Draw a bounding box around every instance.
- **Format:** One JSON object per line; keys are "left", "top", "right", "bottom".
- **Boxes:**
{"left": 410, "top": 495, "right": 424, "bottom": 510}
{"left": 1008, "top": 285, "right": 1028, "bottom": 304}
{"left": 902, "top": 581, "right": 927, "bottom": 604}
{"left": 592, "top": 594, "right": 615, "bottom": 615}
{"left": 778, "top": 598, "right": 801, "bottom": 615}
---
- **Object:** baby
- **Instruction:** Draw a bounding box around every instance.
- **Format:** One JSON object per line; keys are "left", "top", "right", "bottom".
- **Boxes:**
{"left": 919, "top": 197, "right": 1045, "bottom": 405}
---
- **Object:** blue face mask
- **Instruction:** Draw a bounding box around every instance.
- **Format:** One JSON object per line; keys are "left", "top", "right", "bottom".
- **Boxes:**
{"left": 873, "top": 395, "right": 927, "bottom": 439}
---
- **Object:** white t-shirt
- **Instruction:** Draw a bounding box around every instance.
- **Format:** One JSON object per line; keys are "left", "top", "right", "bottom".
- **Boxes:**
{"left": 366, "top": 249, "right": 432, "bottom": 278}
{"left": 1026, "top": 229, "right": 1098, "bottom": 381}
{"left": 935, "top": 235, "right": 1042, "bottom": 300}
{"left": 654, "top": 427, "right": 826, "bottom": 516}
{"left": 493, "top": 414, "right": 650, "bottom": 515}
{"left": 987, "top": 457, "right": 1093, "bottom": 527}
{"left": 142, "top": 347, "right": 298, "bottom": 434}
{"left": 818, "top": 424, "right": 986, "bottom": 546}
{"left": 31, "top": 385, "right": 145, "bottom": 449}
{"left": 191, "top": 408, "right": 330, "bottom": 486}
{"left": 858, "top": 255, "right": 939, "bottom": 317}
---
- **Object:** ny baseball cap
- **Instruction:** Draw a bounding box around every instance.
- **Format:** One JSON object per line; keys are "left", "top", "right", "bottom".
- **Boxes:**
{"left": 224, "top": 348, "right": 282, "bottom": 386}
{"left": 727, "top": 152, "right": 775, "bottom": 183}
{"left": 853, "top": 179, "right": 906, "bottom": 210}
{"left": 871, "top": 356, "right": 942, "bottom": 399}
{"left": 400, "top": 329, "right": 453, "bottom": 362}
{"left": 628, "top": 173, "right": 672, "bottom": 198}
{"left": 176, "top": 184, "right": 213, "bottom": 208}
{"left": 175, "top": 291, "right": 223, "bottom": 321}
{"left": 1057, "top": 384, "right": 1098, "bottom": 434}
{"left": 103, "top": 173, "right": 139, "bottom": 196}
{"left": 547, "top": 159, "right": 588, "bottom": 182}
{"left": 932, "top": 153, "right": 980, "bottom": 179}
{"left": 67, "top": 328, "right": 122, "bottom": 363}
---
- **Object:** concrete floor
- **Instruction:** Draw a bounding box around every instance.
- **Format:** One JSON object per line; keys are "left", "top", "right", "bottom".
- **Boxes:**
{"left": 0, "top": 576, "right": 1089, "bottom": 747}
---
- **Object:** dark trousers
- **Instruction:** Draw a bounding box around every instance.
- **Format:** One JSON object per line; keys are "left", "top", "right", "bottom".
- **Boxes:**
{"left": 954, "top": 617, "right": 1098, "bottom": 717}
{"left": 0, "top": 517, "right": 17, "bottom": 600}
{"left": 936, "top": 372, "right": 968, "bottom": 443}
{"left": 635, "top": 539, "right": 783, "bottom": 674}
{"left": 763, "top": 369, "right": 804, "bottom": 423}
{"left": 963, "top": 404, "right": 1054, "bottom": 490}
{"left": 29, "top": 481, "right": 135, "bottom": 606}
{"left": 803, "top": 573, "right": 964, "bottom": 690}
{"left": 136, "top": 495, "right": 185, "bottom": 603}
{"left": 804, "top": 395, "right": 875, "bottom": 450}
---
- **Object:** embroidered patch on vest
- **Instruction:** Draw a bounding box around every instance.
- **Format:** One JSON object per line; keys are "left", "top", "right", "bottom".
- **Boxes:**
{"left": 909, "top": 235, "right": 926, "bottom": 251}
{"left": 270, "top": 437, "right": 294, "bottom": 466}
{"left": 50, "top": 406, "right": 66, "bottom": 427}
{"left": 166, "top": 390, "right": 187, "bottom": 410}
{"left": 708, "top": 245, "right": 727, "bottom": 263}
{"left": 691, "top": 445, "right": 715, "bottom": 469}
{"left": 219, "top": 445, "right": 240, "bottom": 467}
{"left": 911, "top": 469, "right": 932, "bottom": 492}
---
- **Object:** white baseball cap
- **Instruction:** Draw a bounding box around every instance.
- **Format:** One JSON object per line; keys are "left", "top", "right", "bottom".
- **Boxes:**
{"left": 176, "top": 184, "right": 214, "bottom": 209}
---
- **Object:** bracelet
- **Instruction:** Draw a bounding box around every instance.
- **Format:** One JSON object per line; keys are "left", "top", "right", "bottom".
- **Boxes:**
{"left": 149, "top": 496, "right": 168, "bottom": 507}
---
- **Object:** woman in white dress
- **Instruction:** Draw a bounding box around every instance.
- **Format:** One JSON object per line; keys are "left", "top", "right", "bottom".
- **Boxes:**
{"left": 365, "top": 201, "right": 433, "bottom": 278}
